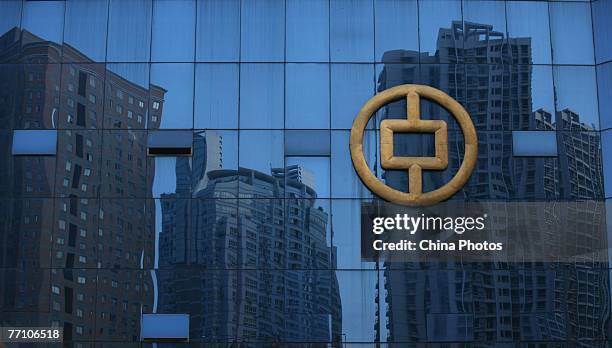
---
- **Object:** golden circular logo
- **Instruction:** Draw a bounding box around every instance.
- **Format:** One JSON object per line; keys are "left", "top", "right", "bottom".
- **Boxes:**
{"left": 350, "top": 84, "right": 478, "bottom": 206}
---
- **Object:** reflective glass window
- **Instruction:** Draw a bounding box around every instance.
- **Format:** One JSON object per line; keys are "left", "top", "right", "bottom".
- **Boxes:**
{"left": 151, "top": 0, "right": 195, "bottom": 62}
{"left": 331, "top": 64, "right": 374, "bottom": 129}
{"left": 239, "top": 130, "right": 284, "bottom": 189}
{"left": 603, "top": 130, "right": 612, "bottom": 198}
{"left": 63, "top": 0, "right": 109, "bottom": 63}
{"left": 285, "top": 130, "right": 330, "bottom": 156}
{"left": 286, "top": 0, "right": 329, "bottom": 62}
{"left": 194, "top": 64, "right": 239, "bottom": 129}
{"left": 22, "top": 1, "right": 64, "bottom": 46}
{"left": 597, "top": 63, "right": 612, "bottom": 131}
{"left": 418, "top": 0, "right": 462, "bottom": 61}
{"left": 196, "top": 0, "right": 240, "bottom": 62}
{"left": 240, "top": 0, "right": 285, "bottom": 62}
{"left": 330, "top": 0, "right": 374, "bottom": 62}
{"left": 0, "top": 1, "right": 21, "bottom": 35}
{"left": 286, "top": 64, "right": 329, "bottom": 129}
{"left": 107, "top": 0, "right": 152, "bottom": 62}
{"left": 105, "top": 63, "right": 150, "bottom": 129}
{"left": 506, "top": 1, "right": 552, "bottom": 65}
{"left": 239, "top": 64, "right": 284, "bottom": 129}
{"left": 553, "top": 66, "right": 599, "bottom": 130}
{"left": 549, "top": 2, "right": 594, "bottom": 65}
{"left": 374, "top": 0, "right": 418, "bottom": 63}
{"left": 150, "top": 63, "right": 194, "bottom": 129}
{"left": 512, "top": 131, "right": 558, "bottom": 157}
{"left": 331, "top": 130, "right": 375, "bottom": 198}
{"left": 593, "top": 0, "right": 612, "bottom": 64}
{"left": 12, "top": 130, "right": 57, "bottom": 156}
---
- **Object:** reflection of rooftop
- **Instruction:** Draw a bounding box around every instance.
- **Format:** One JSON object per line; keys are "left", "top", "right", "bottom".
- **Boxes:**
{"left": 207, "top": 167, "right": 318, "bottom": 198}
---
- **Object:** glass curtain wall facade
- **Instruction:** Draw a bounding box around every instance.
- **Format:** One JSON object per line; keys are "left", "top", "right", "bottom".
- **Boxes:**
{"left": 0, "top": 0, "right": 611, "bottom": 346}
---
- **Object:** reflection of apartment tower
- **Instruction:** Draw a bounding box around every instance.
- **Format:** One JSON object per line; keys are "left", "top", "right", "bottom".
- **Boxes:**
{"left": 0, "top": 28, "right": 165, "bottom": 341}
{"left": 159, "top": 164, "right": 342, "bottom": 345}
{"left": 271, "top": 165, "right": 316, "bottom": 192}
{"left": 377, "top": 21, "right": 608, "bottom": 345}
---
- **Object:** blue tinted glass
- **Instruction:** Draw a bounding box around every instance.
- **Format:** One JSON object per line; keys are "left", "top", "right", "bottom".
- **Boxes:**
{"left": 194, "top": 64, "right": 238, "bottom": 129}
{"left": 286, "top": 64, "right": 329, "bottom": 129}
{"left": 286, "top": 0, "right": 329, "bottom": 62}
{"left": 12, "top": 130, "right": 57, "bottom": 155}
{"left": 152, "top": 156, "right": 191, "bottom": 198}
{"left": 331, "top": 199, "right": 377, "bottom": 270}
{"left": 107, "top": 0, "right": 152, "bottom": 62}
{"left": 335, "top": 270, "right": 379, "bottom": 341}
{"left": 240, "top": 0, "right": 285, "bottom": 62}
{"left": 463, "top": 0, "right": 506, "bottom": 35}
{"left": 141, "top": 314, "right": 189, "bottom": 340}
{"left": 239, "top": 64, "right": 284, "bottom": 129}
{"left": 330, "top": 0, "right": 374, "bottom": 62}
{"left": 512, "top": 131, "right": 557, "bottom": 157}
{"left": 196, "top": 0, "right": 240, "bottom": 62}
{"left": 603, "top": 130, "right": 612, "bottom": 198}
{"left": 239, "top": 130, "right": 284, "bottom": 175}
{"left": 553, "top": 66, "right": 599, "bottom": 130}
{"left": 597, "top": 63, "right": 612, "bottom": 131}
{"left": 0, "top": 1, "right": 21, "bottom": 35}
{"left": 150, "top": 63, "right": 194, "bottom": 129}
{"left": 63, "top": 0, "right": 108, "bottom": 63}
{"left": 549, "top": 2, "right": 594, "bottom": 65}
{"left": 506, "top": 1, "right": 552, "bottom": 65}
{"left": 100, "top": 130, "right": 147, "bottom": 198}
{"left": 22, "top": 1, "right": 64, "bottom": 45}
{"left": 285, "top": 130, "right": 330, "bottom": 156}
{"left": 593, "top": 0, "right": 612, "bottom": 64}
{"left": 58, "top": 63, "right": 106, "bottom": 130}
{"left": 331, "top": 130, "right": 375, "bottom": 198}
{"left": 374, "top": 0, "right": 418, "bottom": 63}
{"left": 285, "top": 157, "right": 330, "bottom": 198}
{"left": 151, "top": 0, "right": 195, "bottom": 62}
{"left": 105, "top": 63, "right": 150, "bottom": 129}
{"left": 331, "top": 64, "right": 374, "bottom": 129}
{"left": 418, "top": 0, "right": 462, "bottom": 58}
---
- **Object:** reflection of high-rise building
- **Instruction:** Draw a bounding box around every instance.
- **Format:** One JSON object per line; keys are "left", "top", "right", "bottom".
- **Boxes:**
{"left": 158, "top": 156, "right": 342, "bottom": 344}
{"left": 377, "top": 21, "right": 609, "bottom": 345}
{"left": 272, "top": 165, "right": 316, "bottom": 192}
{"left": 0, "top": 27, "right": 165, "bottom": 341}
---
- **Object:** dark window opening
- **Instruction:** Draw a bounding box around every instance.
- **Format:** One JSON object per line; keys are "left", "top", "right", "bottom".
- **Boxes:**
{"left": 78, "top": 71, "right": 87, "bottom": 97}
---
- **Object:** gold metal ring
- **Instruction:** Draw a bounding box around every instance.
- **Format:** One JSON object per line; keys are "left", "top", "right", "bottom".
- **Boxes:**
{"left": 349, "top": 84, "right": 478, "bottom": 206}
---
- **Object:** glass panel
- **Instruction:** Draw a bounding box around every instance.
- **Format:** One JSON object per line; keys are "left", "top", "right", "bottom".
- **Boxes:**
{"left": 239, "top": 130, "right": 284, "bottom": 175}
{"left": 463, "top": 1, "right": 506, "bottom": 66}
{"left": 335, "top": 270, "right": 379, "bottom": 342}
{"left": 557, "top": 131, "right": 603, "bottom": 200}
{"left": 549, "top": 2, "right": 594, "bottom": 65}
{"left": 194, "top": 64, "right": 238, "bottom": 129}
{"left": 418, "top": 0, "right": 462, "bottom": 62}
{"left": 101, "top": 130, "right": 148, "bottom": 199}
{"left": 150, "top": 63, "right": 194, "bottom": 129}
{"left": 63, "top": 0, "right": 109, "bottom": 63}
{"left": 60, "top": 63, "right": 106, "bottom": 130}
{"left": 374, "top": 0, "right": 418, "bottom": 63}
{"left": 331, "top": 199, "right": 377, "bottom": 270}
{"left": 0, "top": 268, "right": 51, "bottom": 313}
{"left": 597, "top": 63, "right": 612, "bottom": 131}
{"left": 330, "top": 0, "right": 374, "bottom": 63}
{"left": 285, "top": 157, "right": 330, "bottom": 199}
{"left": 151, "top": 0, "right": 195, "bottom": 63}
{"left": 505, "top": 1, "right": 552, "bottom": 65}
{"left": 553, "top": 66, "right": 599, "bottom": 130}
{"left": 239, "top": 64, "right": 284, "bottom": 129}
{"left": 12, "top": 130, "right": 57, "bottom": 156}
{"left": 331, "top": 130, "right": 376, "bottom": 199}
{"left": 525, "top": 65, "right": 556, "bottom": 131}
{"left": 240, "top": 0, "right": 285, "bottom": 62}
{"left": 105, "top": 63, "right": 150, "bottom": 129}
{"left": 107, "top": 0, "right": 152, "bottom": 63}
{"left": 331, "top": 64, "right": 374, "bottom": 129}
{"left": 285, "top": 130, "right": 330, "bottom": 156}
{"left": 22, "top": 0, "right": 64, "bottom": 46}
{"left": 0, "top": 0, "right": 21, "bottom": 36}
{"left": 286, "top": 0, "right": 329, "bottom": 62}
{"left": 55, "top": 130, "right": 102, "bottom": 199}
{"left": 195, "top": 0, "right": 240, "bottom": 62}
{"left": 602, "top": 130, "right": 612, "bottom": 198}
{"left": 141, "top": 314, "right": 189, "bottom": 340}
{"left": 512, "top": 131, "right": 558, "bottom": 157}
{"left": 151, "top": 156, "right": 191, "bottom": 199}
{"left": 147, "top": 130, "right": 193, "bottom": 156}
{"left": 286, "top": 63, "right": 329, "bottom": 129}
{"left": 593, "top": 0, "right": 612, "bottom": 64}
{"left": 192, "top": 130, "right": 238, "bottom": 196}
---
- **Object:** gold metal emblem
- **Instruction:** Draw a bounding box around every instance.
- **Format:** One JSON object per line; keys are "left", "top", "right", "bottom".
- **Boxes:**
{"left": 350, "top": 84, "right": 478, "bottom": 206}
